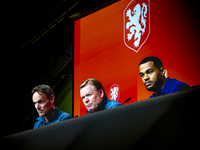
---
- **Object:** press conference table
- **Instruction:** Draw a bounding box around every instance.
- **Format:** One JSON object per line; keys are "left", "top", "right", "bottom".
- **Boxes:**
{"left": 0, "top": 85, "right": 199, "bottom": 150}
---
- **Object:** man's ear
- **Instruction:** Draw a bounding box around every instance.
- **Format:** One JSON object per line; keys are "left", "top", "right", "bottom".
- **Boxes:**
{"left": 99, "top": 89, "right": 104, "bottom": 99}
{"left": 160, "top": 67, "right": 167, "bottom": 78}
{"left": 49, "top": 95, "right": 55, "bottom": 104}
{"left": 164, "top": 69, "right": 168, "bottom": 78}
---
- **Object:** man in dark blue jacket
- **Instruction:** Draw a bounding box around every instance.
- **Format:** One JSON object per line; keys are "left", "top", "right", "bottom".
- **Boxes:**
{"left": 139, "top": 56, "right": 190, "bottom": 98}
{"left": 32, "top": 84, "right": 72, "bottom": 129}
{"left": 79, "top": 78, "right": 122, "bottom": 114}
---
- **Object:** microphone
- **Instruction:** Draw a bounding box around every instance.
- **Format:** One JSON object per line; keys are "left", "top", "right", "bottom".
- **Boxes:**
{"left": 122, "top": 97, "right": 131, "bottom": 105}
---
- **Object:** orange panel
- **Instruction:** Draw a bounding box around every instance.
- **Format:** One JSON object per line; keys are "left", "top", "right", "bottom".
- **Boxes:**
{"left": 74, "top": 0, "right": 200, "bottom": 117}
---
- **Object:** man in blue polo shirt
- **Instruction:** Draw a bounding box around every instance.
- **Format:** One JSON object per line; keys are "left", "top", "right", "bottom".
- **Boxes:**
{"left": 139, "top": 56, "right": 190, "bottom": 98}
{"left": 32, "top": 84, "right": 72, "bottom": 129}
{"left": 79, "top": 78, "right": 122, "bottom": 114}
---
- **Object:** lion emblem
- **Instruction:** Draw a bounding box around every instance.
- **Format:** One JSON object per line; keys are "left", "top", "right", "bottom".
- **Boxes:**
{"left": 126, "top": 3, "right": 148, "bottom": 47}
{"left": 124, "top": 0, "right": 150, "bottom": 53}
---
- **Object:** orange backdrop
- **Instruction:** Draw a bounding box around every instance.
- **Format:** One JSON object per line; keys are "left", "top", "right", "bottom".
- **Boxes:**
{"left": 74, "top": 0, "right": 200, "bottom": 117}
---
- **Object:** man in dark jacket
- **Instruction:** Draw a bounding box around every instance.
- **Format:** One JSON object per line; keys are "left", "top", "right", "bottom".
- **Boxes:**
{"left": 139, "top": 56, "right": 189, "bottom": 98}
{"left": 32, "top": 84, "right": 72, "bottom": 129}
{"left": 79, "top": 78, "right": 122, "bottom": 114}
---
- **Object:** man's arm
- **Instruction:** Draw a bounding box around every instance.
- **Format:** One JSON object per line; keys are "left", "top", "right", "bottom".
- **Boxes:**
{"left": 60, "top": 113, "right": 72, "bottom": 121}
{"left": 33, "top": 121, "right": 40, "bottom": 129}
{"left": 169, "top": 81, "right": 190, "bottom": 93}
{"left": 108, "top": 100, "right": 122, "bottom": 109}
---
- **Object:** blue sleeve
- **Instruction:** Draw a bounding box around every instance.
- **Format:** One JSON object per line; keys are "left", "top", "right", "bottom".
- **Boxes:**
{"left": 33, "top": 121, "right": 39, "bottom": 129}
{"left": 60, "top": 113, "right": 72, "bottom": 121}
{"left": 168, "top": 82, "right": 190, "bottom": 93}
{"left": 110, "top": 101, "right": 122, "bottom": 108}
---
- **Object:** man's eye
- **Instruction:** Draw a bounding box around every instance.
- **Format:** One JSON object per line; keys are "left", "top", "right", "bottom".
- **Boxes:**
{"left": 140, "top": 74, "right": 144, "bottom": 77}
{"left": 87, "top": 94, "right": 92, "bottom": 98}
{"left": 147, "top": 70, "right": 153, "bottom": 74}
{"left": 38, "top": 101, "right": 44, "bottom": 104}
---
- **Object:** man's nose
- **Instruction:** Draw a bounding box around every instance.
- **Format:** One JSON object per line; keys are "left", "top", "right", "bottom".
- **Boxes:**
{"left": 84, "top": 97, "right": 89, "bottom": 103}
{"left": 144, "top": 74, "right": 150, "bottom": 81}
{"left": 35, "top": 103, "right": 40, "bottom": 109}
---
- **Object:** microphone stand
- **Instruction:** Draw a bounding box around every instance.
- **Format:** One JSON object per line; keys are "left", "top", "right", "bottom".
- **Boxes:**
{"left": 122, "top": 97, "right": 131, "bottom": 105}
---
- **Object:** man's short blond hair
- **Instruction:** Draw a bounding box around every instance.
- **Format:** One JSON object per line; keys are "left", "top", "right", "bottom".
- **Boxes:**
{"left": 79, "top": 78, "right": 107, "bottom": 98}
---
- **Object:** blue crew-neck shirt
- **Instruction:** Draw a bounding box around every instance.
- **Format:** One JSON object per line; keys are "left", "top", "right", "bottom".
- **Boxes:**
{"left": 87, "top": 97, "right": 122, "bottom": 114}
{"left": 33, "top": 107, "right": 72, "bottom": 129}
{"left": 150, "top": 77, "right": 190, "bottom": 98}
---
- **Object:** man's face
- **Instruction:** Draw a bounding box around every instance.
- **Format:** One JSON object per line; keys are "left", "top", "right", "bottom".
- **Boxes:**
{"left": 139, "top": 61, "right": 164, "bottom": 92}
{"left": 32, "top": 92, "right": 52, "bottom": 117}
{"left": 80, "top": 84, "right": 104, "bottom": 113}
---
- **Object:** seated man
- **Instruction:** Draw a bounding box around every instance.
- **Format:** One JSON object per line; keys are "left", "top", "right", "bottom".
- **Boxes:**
{"left": 139, "top": 56, "right": 190, "bottom": 98}
{"left": 32, "top": 84, "right": 72, "bottom": 129}
{"left": 79, "top": 78, "right": 122, "bottom": 114}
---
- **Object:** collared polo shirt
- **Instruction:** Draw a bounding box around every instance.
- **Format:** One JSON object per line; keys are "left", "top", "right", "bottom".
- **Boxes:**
{"left": 33, "top": 107, "right": 72, "bottom": 129}
{"left": 87, "top": 97, "right": 122, "bottom": 114}
{"left": 150, "top": 77, "right": 190, "bottom": 98}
